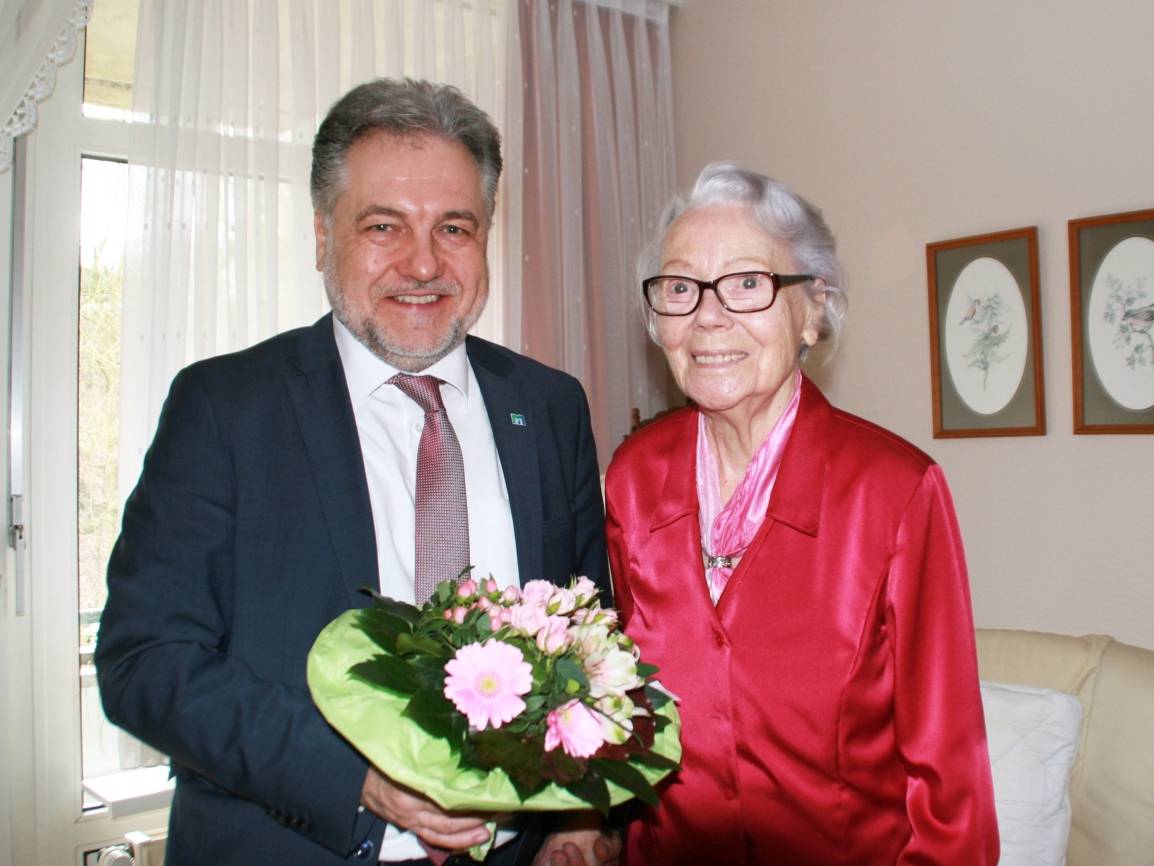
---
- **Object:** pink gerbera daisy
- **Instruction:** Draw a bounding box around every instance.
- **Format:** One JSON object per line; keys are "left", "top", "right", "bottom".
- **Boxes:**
{"left": 443, "top": 639, "right": 533, "bottom": 731}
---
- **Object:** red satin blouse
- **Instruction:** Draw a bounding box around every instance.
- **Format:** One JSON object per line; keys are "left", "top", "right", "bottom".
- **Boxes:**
{"left": 606, "top": 378, "right": 999, "bottom": 866}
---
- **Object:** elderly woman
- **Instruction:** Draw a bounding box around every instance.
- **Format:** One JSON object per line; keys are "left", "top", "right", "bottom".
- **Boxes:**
{"left": 604, "top": 164, "right": 999, "bottom": 865}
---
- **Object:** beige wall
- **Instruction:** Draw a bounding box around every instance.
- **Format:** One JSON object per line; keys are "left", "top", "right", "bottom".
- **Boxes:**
{"left": 668, "top": 0, "right": 1154, "bottom": 649}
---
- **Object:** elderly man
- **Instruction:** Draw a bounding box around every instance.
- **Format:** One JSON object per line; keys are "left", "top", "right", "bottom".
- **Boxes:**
{"left": 96, "top": 78, "right": 613, "bottom": 866}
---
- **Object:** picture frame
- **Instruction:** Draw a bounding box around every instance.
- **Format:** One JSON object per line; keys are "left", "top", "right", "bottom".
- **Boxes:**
{"left": 1068, "top": 208, "right": 1154, "bottom": 433}
{"left": 926, "top": 227, "right": 1045, "bottom": 438}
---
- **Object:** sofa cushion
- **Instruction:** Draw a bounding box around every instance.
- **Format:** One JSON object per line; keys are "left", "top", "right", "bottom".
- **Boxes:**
{"left": 981, "top": 680, "right": 1081, "bottom": 866}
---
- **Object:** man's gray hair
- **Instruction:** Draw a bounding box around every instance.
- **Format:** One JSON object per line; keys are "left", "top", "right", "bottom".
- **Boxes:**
{"left": 311, "top": 78, "right": 503, "bottom": 220}
{"left": 638, "top": 163, "right": 848, "bottom": 356}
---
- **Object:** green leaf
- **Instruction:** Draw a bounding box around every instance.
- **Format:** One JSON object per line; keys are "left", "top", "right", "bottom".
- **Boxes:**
{"left": 431, "top": 580, "right": 459, "bottom": 606}
{"left": 349, "top": 655, "right": 418, "bottom": 697}
{"left": 554, "top": 657, "right": 588, "bottom": 694}
{"left": 396, "top": 633, "right": 449, "bottom": 658}
{"left": 646, "top": 689, "right": 671, "bottom": 711}
{"left": 629, "top": 750, "right": 680, "bottom": 773}
{"left": 635, "top": 662, "right": 660, "bottom": 679}
{"left": 408, "top": 656, "right": 451, "bottom": 692}
{"left": 363, "top": 591, "right": 422, "bottom": 625}
{"left": 403, "top": 688, "right": 465, "bottom": 746}
{"left": 562, "top": 771, "right": 612, "bottom": 817}
{"left": 590, "top": 758, "right": 660, "bottom": 807}
{"left": 355, "top": 606, "right": 417, "bottom": 653}
{"left": 471, "top": 730, "right": 549, "bottom": 801}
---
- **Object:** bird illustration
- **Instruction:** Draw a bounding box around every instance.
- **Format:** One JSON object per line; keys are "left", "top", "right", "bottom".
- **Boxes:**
{"left": 1122, "top": 302, "right": 1154, "bottom": 331}
{"left": 958, "top": 298, "right": 981, "bottom": 325}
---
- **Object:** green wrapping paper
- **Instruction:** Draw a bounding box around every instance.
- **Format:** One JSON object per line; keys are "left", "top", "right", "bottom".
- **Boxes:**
{"left": 307, "top": 608, "right": 682, "bottom": 814}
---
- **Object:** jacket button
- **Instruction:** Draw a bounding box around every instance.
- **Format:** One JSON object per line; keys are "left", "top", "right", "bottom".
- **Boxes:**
{"left": 354, "top": 839, "right": 375, "bottom": 860}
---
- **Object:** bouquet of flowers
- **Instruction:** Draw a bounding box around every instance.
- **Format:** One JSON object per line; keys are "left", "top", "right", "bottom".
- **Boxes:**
{"left": 307, "top": 574, "right": 681, "bottom": 859}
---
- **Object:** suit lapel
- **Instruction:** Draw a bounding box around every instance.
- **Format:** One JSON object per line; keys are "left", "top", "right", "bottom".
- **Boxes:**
{"left": 467, "top": 337, "right": 543, "bottom": 584}
{"left": 284, "top": 316, "right": 378, "bottom": 609}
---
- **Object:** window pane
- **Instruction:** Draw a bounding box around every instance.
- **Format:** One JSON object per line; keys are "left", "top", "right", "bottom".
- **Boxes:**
{"left": 78, "top": 155, "right": 127, "bottom": 790}
{"left": 83, "top": 0, "right": 140, "bottom": 117}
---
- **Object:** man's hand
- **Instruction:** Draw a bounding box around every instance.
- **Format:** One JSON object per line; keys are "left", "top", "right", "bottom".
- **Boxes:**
{"left": 360, "top": 768, "right": 493, "bottom": 851}
{"left": 532, "top": 812, "right": 621, "bottom": 866}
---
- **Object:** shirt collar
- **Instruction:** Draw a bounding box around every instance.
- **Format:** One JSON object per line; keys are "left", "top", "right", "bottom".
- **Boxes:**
{"left": 332, "top": 316, "right": 471, "bottom": 401}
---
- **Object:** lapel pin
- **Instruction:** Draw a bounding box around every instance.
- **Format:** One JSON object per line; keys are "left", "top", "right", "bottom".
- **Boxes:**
{"left": 510, "top": 413, "right": 527, "bottom": 427}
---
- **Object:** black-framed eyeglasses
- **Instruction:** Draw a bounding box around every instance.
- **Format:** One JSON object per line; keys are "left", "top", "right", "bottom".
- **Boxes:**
{"left": 642, "top": 271, "right": 815, "bottom": 316}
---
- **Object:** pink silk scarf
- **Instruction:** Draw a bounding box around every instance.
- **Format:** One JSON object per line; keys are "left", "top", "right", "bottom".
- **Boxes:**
{"left": 697, "top": 370, "right": 802, "bottom": 604}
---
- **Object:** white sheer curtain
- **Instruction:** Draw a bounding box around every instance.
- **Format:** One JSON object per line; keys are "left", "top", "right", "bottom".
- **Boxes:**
{"left": 119, "top": 0, "right": 520, "bottom": 499}
{"left": 519, "top": 0, "right": 677, "bottom": 469}
{"left": 0, "top": 0, "right": 92, "bottom": 171}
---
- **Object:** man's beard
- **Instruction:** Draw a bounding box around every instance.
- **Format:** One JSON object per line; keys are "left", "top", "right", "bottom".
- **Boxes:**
{"left": 323, "top": 250, "right": 476, "bottom": 373}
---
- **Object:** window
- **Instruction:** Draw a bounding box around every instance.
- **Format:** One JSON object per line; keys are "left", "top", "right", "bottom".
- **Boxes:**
{"left": 3, "top": 4, "right": 170, "bottom": 863}
{"left": 2, "top": 2, "right": 516, "bottom": 861}
{"left": 78, "top": 154, "right": 132, "bottom": 794}
{"left": 83, "top": 0, "right": 139, "bottom": 118}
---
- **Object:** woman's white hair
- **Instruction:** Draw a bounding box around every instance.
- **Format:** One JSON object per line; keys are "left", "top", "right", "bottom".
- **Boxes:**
{"left": 638, "top": 162, "right": 848, "bottom": 359}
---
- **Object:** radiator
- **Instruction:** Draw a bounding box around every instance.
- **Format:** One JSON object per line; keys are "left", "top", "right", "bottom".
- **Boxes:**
{"left": 96, "top": 830, "right": 167, "bottom": 866}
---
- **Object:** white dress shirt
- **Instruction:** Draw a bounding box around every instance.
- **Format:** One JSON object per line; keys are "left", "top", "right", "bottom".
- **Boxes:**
{"left": 333, "top": 318, "right": 520, "bottom": 860}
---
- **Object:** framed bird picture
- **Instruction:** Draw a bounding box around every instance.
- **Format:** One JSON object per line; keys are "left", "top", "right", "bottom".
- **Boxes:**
{"left": 926, "top": 226, "right": 1045, "bottom": 438}
{"left": 1069, "top": 208, "right": 1154, "bottom": 434}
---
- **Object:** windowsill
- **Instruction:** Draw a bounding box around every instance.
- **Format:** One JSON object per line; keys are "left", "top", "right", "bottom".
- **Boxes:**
{"left": 82, "top": 765, "right": 174, "bottom": 818}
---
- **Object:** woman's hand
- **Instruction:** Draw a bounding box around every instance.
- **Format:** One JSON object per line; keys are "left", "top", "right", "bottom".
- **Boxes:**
{"left": 532, "top": 812, "right": 621, "bottom": 866}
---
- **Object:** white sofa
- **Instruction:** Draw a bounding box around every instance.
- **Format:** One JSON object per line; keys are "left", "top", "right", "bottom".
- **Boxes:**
{"left": 976, "top": 628, "right": 1154, "bottom": 866}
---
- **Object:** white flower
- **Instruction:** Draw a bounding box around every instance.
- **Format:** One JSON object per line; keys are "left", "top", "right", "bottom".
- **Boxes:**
{"left": 595, "top": 694, "right": 635, "bottom": 745}
{"left": 585, "top": 646, "right": 643, "bottom": 699}
{"left": 570, "top": 621, "right": 612, "bottom": 657}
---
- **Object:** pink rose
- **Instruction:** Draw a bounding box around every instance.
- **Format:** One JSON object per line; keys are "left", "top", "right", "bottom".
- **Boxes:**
{"left": 508, "top": 601, "right": 549, "bottom": 638}
{"left": 521, "top": 580, "right": 555, "bottom": 606}
{"left": 547, "top": 588, "right": 577, "bottom": 616}
{"left": 535, "top": 615, "right": 572, "bottom": 655}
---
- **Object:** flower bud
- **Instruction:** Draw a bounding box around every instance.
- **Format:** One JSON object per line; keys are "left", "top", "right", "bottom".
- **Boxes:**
{"left": 547, "top": 588, "right": 577, "bottom": 616}
{"left": 536, "top": 615, "right": 573, "bottom": 655}
{"left": 571, "top": 575, "right": 598, "bottom": 605}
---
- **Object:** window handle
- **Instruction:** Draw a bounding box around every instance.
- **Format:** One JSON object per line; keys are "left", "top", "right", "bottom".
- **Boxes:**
{"left": 8, "top": 494, "right": 27, "bottom": 616}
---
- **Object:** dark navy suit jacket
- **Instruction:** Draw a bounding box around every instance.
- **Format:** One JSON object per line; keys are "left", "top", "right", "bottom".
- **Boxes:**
{"left": 95, "top": 315, "right": 609, "bottom": 865}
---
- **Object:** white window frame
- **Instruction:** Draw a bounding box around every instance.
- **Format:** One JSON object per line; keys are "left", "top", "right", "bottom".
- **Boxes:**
{"left": 1, "top": 37, "right": 168, "bottom": 866}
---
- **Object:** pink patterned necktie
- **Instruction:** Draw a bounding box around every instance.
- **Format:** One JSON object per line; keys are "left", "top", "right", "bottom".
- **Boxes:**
{"left": 389, "top": 374, "right": 470, "bottom": 604}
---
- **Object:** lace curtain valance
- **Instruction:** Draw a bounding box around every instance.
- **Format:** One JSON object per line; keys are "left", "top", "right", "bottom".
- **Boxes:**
{"left": 0, "top": 0, "right": 93, "bottom": 171}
